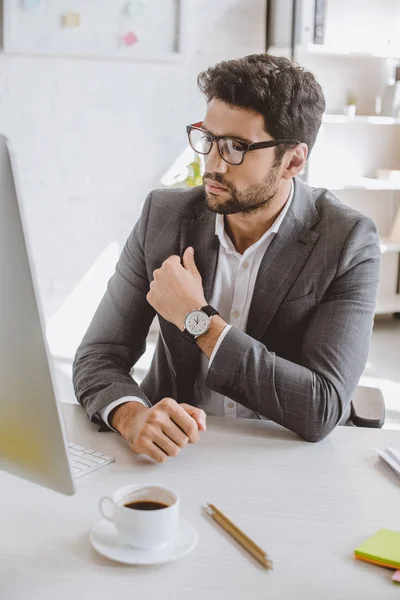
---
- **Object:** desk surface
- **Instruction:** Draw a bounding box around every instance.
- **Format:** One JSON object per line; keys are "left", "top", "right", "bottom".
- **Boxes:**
{"left": 1, "top": 404, "right": 400, "bottom": 600}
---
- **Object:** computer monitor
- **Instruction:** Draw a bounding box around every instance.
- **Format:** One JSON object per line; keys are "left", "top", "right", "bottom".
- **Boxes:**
{"left": 0, "top": 135, "right": 75, "bottom": 496}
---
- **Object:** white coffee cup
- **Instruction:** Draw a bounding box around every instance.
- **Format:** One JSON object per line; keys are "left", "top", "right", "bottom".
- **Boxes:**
{"left": 99, "top": 484, "right": 180, "bottom": 550}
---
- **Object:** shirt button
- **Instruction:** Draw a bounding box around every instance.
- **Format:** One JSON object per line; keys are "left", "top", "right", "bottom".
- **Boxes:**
{"left": 232, "top": 310, "right": 241, "bottom": 319}
{"left": 242, "top": 261, "right": 249, "bottom": 269}
{"left": 228, "top": 402, "right": 234, "bottom": 408}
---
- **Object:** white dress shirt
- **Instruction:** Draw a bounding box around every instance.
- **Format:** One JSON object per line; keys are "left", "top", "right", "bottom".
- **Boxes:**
{"left": 100, "top": 183, "right": 294, "bottom": 429}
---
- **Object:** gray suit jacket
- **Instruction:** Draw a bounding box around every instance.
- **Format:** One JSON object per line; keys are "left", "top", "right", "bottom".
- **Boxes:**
{"left": 73, "top": 177, "right": 381, "bottom": 442}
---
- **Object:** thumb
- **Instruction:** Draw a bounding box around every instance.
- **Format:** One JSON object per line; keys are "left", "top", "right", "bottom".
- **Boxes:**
{"left": 181, "top": 404, "right": 207, "bottom": 432}
{"left": 182, "top": 247, "right": 200, "bottom": 276}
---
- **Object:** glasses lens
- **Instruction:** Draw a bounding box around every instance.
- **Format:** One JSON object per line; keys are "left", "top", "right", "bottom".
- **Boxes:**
{"left": 188, "top": 128, "right": 212, "bottom": 155}
{"left": 218, "top": 138, "right": 244, "bottom": 165}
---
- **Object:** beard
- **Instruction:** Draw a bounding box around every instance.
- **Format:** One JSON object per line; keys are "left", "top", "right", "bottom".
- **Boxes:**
{"left": 203, "top": 164, "right": 281, "bottom": 216}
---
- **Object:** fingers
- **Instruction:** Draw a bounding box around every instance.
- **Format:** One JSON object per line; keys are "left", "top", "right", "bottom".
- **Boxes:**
{"left": 152, "top": 428, "right": 182, "bottom": 458}
{"left": 162, "top": 419, "right": 190, "bottom": 448}
{"left": 182, "top": 246, "right": 195, "bottom": 271}
{"left": 152, "top": 256, "right": 181, "bottom": 282}
{"left": 159, "top": 398, "right": 206, "bottom": 440}
{"left": 128, "top": 432, "right": 169, "bottom": 464}
{"left": 131, "top": 427, "right": 185, "bottom": 464}
{"left": 170, "top": 410, "right": 200, "bottom": 444}
{"left": 142, "top": 421, "right": 189, "bottom": 463}
{"left": 163, "top": 255, "right": 181, "bottom": 268}
{"left": 182, "top": 247, "right": 202, "bottom": 279}
{"left": 180, "top": 403, "right": 207, "bottom": 432}
{"left": 154, "top": 398, "right": 199, "bottom": 444}
{"left": 147, "top": 442, "right": 169, "bottom": 464}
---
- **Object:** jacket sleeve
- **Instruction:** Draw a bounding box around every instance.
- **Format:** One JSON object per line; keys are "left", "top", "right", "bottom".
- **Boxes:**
{"left": 205, "top": 217, "right": 381, "bottom": 442}
{"left": 72, "top": 192, "right": 156, "bottom": 427}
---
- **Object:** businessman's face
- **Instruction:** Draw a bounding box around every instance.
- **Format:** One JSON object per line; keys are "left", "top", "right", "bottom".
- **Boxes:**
{"left": 201, "top": 99, "right": 288, "bottom": 215}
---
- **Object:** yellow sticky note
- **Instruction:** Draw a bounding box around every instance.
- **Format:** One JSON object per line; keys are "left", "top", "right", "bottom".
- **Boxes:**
{"left": 355, "top": 529, "right": 400, "bottom": 569}
{"left": 62, "top": 12, "right": 81, "bottom": 28}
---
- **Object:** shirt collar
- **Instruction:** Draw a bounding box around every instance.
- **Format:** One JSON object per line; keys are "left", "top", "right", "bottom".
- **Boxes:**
{"left": 215, "top": 180, "right": 294, "bottom": 253}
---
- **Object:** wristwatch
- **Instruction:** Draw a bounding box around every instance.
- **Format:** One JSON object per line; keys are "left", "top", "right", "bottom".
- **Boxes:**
{"left": 182, "top": 305, "right": 219, "bottom": 344}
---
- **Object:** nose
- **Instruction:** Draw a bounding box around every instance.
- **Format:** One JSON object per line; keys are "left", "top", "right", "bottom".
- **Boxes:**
{"left": 204, "top": 141, "right": 228, "bottom": 174}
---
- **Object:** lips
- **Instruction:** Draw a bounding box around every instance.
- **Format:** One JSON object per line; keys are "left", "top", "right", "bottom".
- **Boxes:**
{"left": 205, "top": 181, "right": 228, "bottom": 192}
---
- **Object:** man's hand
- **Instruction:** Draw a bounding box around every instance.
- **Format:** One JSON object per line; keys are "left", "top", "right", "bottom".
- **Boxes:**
{"left": 146, "top": 247, "right": 207, "bottom": 331}
{"left": 111, "top": 398, "right": 207, "bottom": 463}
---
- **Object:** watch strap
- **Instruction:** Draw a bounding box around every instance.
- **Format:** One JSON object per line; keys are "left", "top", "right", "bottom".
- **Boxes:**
{"left": 182, "top": 329, "right": 198, "bottom": 344}
{"left": 200, "top": 305, "right": 219, "bottom": 317}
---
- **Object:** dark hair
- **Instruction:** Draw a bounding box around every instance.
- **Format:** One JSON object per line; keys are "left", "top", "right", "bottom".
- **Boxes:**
{"left": 197, "top": 54, "right": 325, "bottom": 162}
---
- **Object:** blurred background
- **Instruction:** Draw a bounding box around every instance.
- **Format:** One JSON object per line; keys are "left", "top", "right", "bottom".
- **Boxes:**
{"left": 0, "top": 0, "right": 399, "bottom": 428}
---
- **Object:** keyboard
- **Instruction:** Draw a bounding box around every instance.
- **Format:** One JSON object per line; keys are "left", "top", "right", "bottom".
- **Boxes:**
{"left": 68, "top": 443, "right": 115, "bottom": 478}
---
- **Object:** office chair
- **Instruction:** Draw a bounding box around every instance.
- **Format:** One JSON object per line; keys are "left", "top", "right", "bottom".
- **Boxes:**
{"left": 351, "top": 385, "right": 386, "bottom": 428}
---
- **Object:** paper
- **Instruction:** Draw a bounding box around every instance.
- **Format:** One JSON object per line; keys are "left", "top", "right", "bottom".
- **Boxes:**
{"left": 122, "top": 31, "right": 138, "bottom": 46}
{"left": 125, "top": 0, "right": 147, "bottom": 18}
{"left": 376, "top": 446, "right": 400, "bottom": 478}
{"left": 21, "top": 0, "right": 40, "bottom": 8}
{"left": 355, "top": 529, "right": 400, "bottom": 569}
{"left": 62, "top": 12, "right": 81, "bottom": 28}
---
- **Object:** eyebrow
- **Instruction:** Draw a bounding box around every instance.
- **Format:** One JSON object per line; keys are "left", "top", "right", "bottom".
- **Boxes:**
{"left": 201, "top": 123, "right": 253, "bottom": 145}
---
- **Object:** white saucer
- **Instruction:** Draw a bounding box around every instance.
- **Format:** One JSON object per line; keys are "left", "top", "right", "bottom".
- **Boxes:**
{"left": 90, "top": 518, "right": 198, "bottom": 565}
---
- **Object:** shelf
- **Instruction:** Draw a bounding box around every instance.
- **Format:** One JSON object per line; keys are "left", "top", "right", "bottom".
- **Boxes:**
{"left": 380, "top": 238, "right": 400, "bottom": 253}
{"left": 323, "top": 115, "right": 400, "bottom": 125}
{"left": 375, "top": 297, "right": 400, "bottom": 315}
{"left": 300, "top": 44, "right": 400, "bottom": 59}
{"left": 268, "top": 44, "right": 400, "bottom": 60}
{"left": 309, "top": 177, "right": 400, "bottom": 191}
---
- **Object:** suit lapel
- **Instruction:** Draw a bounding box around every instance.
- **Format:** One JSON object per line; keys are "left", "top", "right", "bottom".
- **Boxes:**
{"left": 246, "top": 178, "right": 320, "bottom": 341}
{"left": 179, "top": 200, "right": 219, "bottom": 301}
{"left": 175, "top": 191, "right": 219, "bottom": 403}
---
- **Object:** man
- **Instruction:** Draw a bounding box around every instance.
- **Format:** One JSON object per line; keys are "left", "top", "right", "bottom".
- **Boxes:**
{"left": 73, "top": 54, "right": 381, "bottom": 463}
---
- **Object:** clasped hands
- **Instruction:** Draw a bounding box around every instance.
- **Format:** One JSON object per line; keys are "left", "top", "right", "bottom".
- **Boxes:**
{"left": 111, "top": 247, "right": 208, "bottom": 463}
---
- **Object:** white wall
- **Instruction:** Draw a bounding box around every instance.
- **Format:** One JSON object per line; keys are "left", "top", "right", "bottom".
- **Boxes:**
{"left": 0, "top": 0, "right": 266, "bottom": 360}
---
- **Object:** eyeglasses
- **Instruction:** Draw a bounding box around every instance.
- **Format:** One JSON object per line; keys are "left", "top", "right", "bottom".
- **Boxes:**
{"left": 186, "top": 121, "right": 300, "bottom": 166}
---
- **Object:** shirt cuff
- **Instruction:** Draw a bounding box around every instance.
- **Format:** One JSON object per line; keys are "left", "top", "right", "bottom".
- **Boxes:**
{"left": 99, "top": 396, "right": 148, "bottom": 432}
{"left": 208, "top": 324, "right": 232, "bottom": 367}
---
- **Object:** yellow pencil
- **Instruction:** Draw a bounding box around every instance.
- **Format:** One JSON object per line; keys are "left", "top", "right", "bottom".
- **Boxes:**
{"left": 206, "top": 503, "right": 273, "bottom": 570}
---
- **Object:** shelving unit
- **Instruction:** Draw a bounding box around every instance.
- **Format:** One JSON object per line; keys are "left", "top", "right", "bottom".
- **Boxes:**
{"left": 311, "top": 177, "right": 400, "bottom": 191}
{"left": 322, "top": 114, "right": 400, "bottom": 124}
{"left": 380, "top": 238, "right": 400, "bottom": 253}
{"left": 275, "top": 43, "right": 400, "bottom": 60}
{"left": 302, "top": 43, "right": 400, "bottom": 58}
{"left": 268, "top": 44, "right": 400, "bottom": 61}
{"left": 375, "top": 298, "right": 400, "bottom": 315}
{"left": 268, "top": 0, "right": 400, "bottom": 316}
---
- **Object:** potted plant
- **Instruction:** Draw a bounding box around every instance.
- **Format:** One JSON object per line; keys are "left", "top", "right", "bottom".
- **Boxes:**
{"left": 343, "top": 91, "right": 357, "bottom": 118}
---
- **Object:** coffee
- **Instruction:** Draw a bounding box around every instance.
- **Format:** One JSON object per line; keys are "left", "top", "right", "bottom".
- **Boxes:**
{"left": 124, "top": 500, "right": 169, "bottom": 511}
{"left": 100, "top": 484, "right": 179, "bottom": 549}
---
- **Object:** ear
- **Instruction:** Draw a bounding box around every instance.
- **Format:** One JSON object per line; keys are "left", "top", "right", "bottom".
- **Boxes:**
{"left": 282, "top": 143, "right": 308, "bottom": 180}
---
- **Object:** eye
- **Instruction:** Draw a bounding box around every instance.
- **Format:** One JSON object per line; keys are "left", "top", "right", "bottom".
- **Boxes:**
{"left": 231, "top": 139, "right": 244, "bottom": 152}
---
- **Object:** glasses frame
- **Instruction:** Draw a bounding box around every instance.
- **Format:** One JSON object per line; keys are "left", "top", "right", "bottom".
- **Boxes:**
{"left": 186, "top": 121, "right": 301, "bottom": 166}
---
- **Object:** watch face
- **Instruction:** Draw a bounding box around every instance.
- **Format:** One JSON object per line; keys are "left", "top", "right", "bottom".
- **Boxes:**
{"left": 185, "top": 310, "right": 210, "bottom": 336}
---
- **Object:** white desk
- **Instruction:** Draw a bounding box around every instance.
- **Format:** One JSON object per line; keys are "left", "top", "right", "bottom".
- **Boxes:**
{"left": 1, "top": 404, "right": 400, "bottom": 600}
